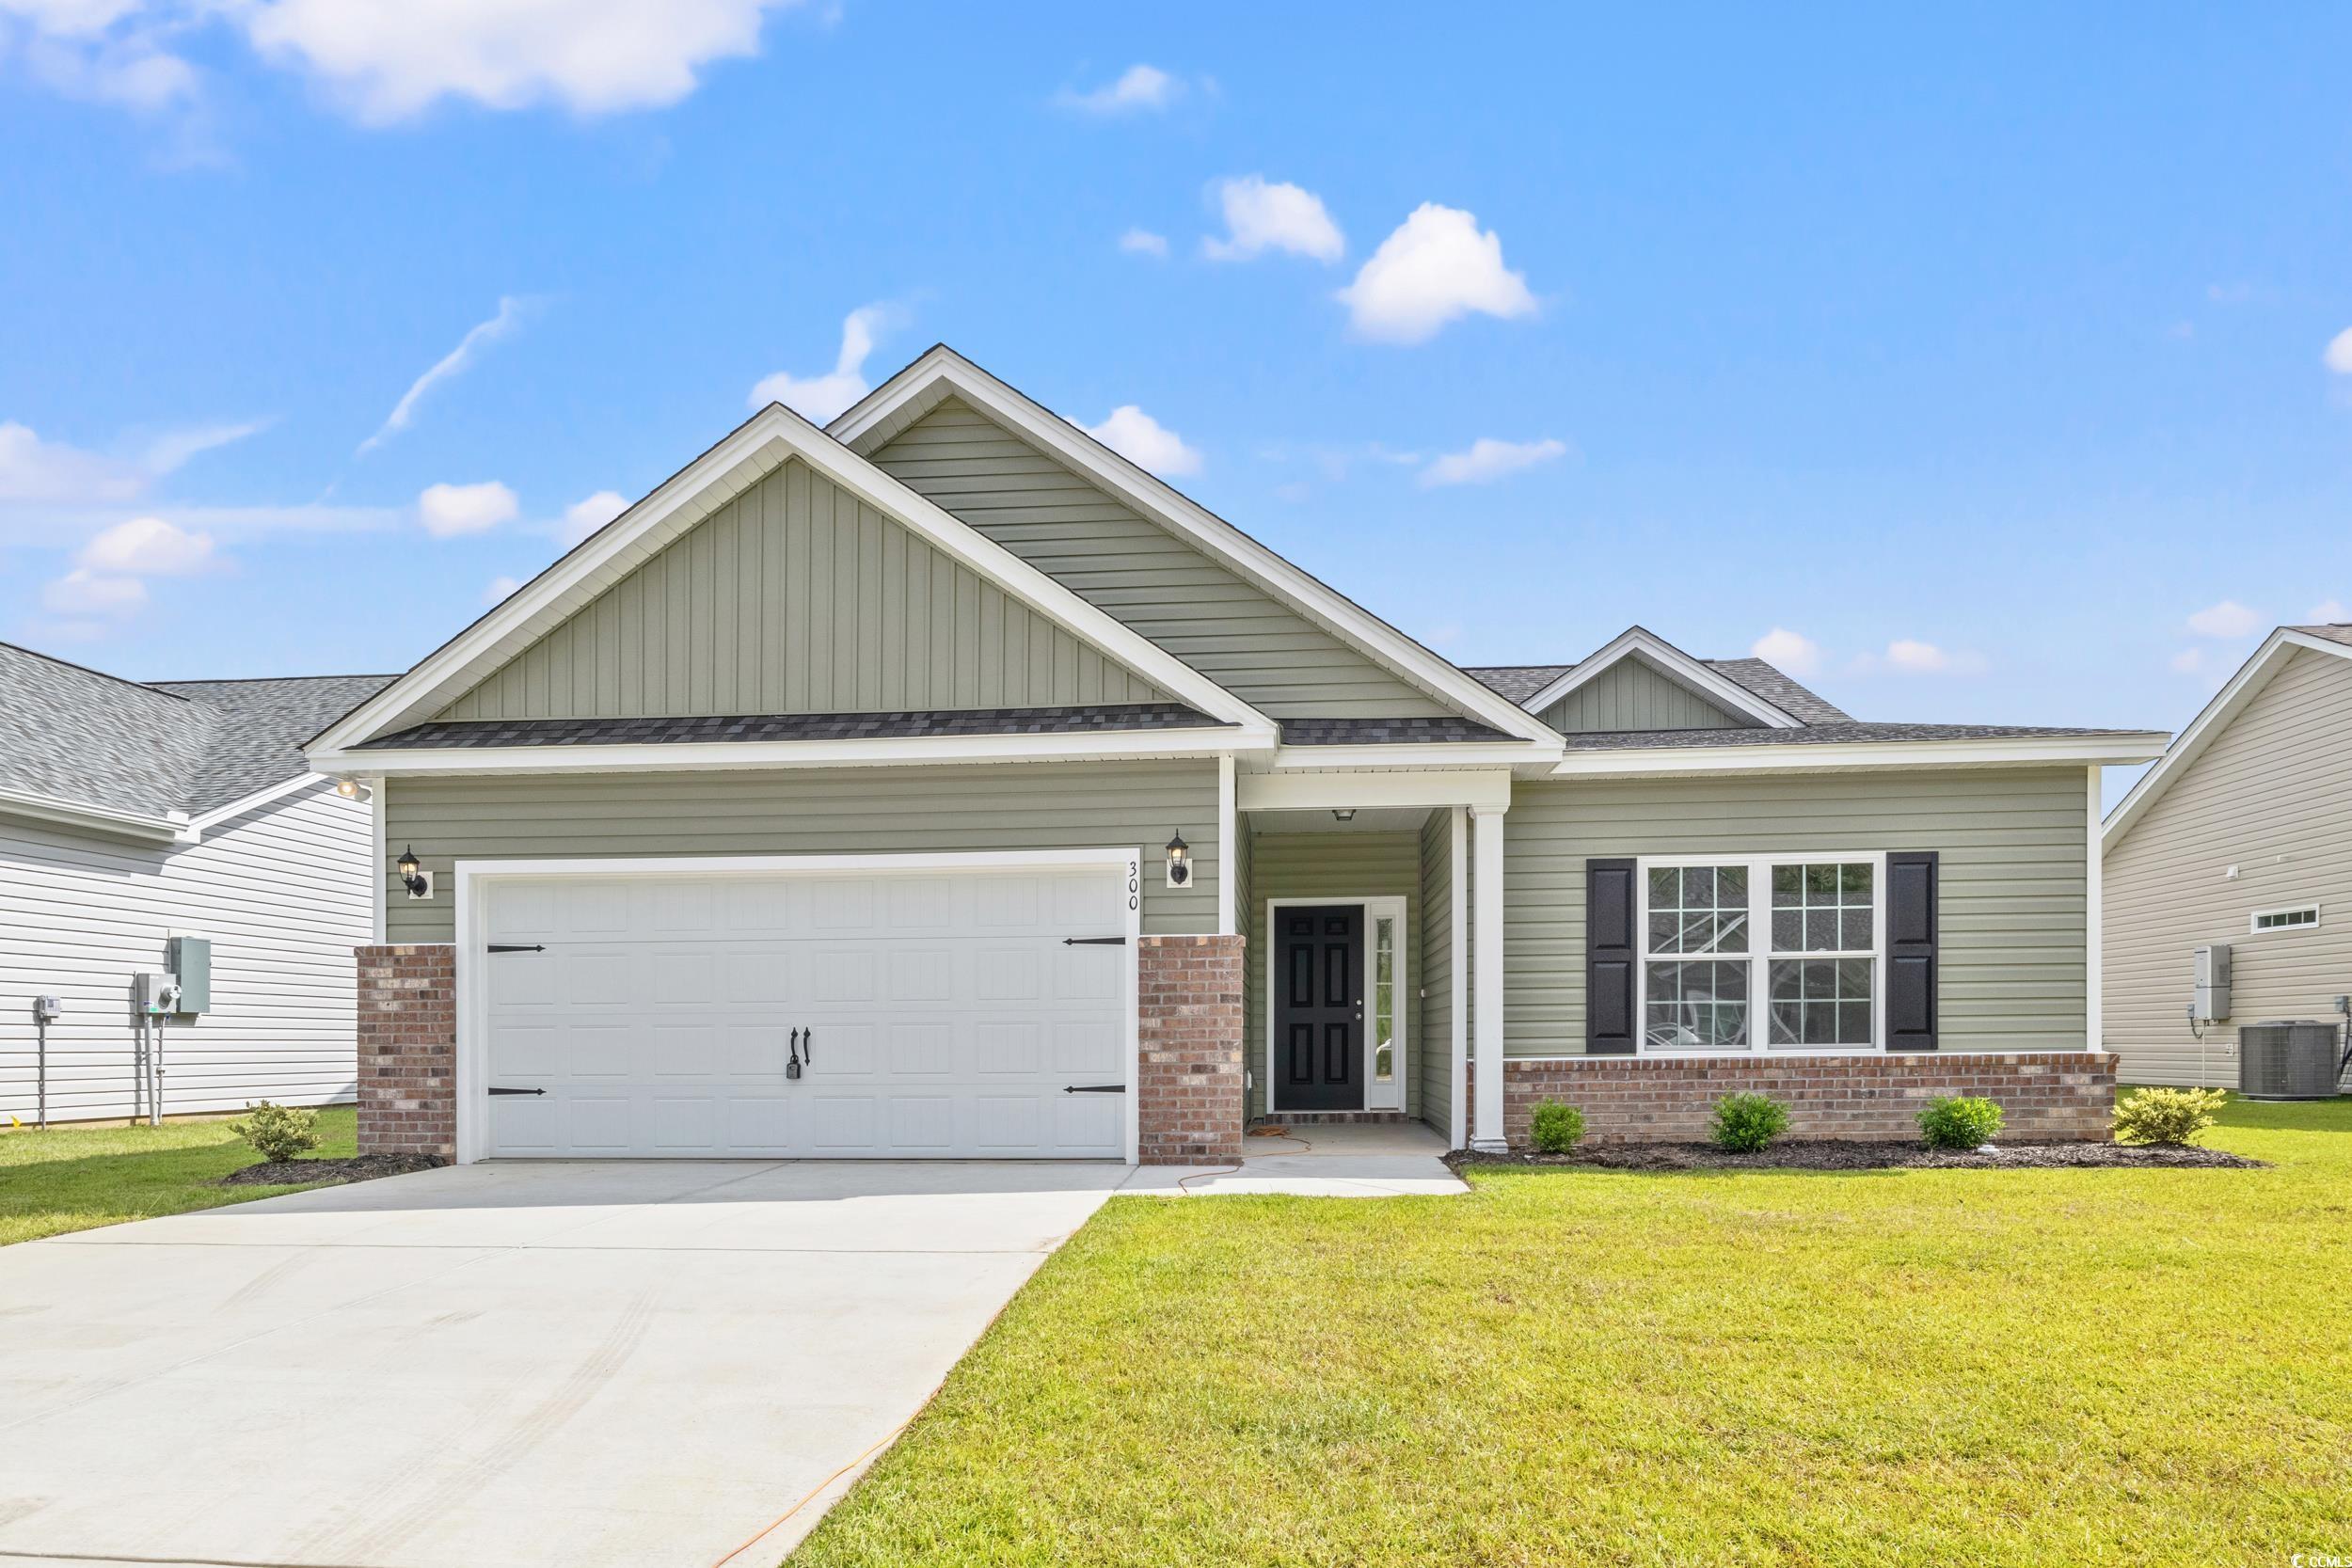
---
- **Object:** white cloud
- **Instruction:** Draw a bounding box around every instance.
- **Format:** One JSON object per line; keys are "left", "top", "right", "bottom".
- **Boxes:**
{"left": 2327, "top": 328, "right": 2352, "bottom": 374}
{"left": 241, "top": 0, "right": 800, "bottom": 122}
{"left": 1750, "top": 627, "right": 1824, "bottom": 677}
{"left": 417, "top": 480, "right": 518, "bottom": 537}
{"left": 1056, "top": 63, "right": 1180, "bottom": 115}
{"left": 76, "top": 515, "right": 215, "bottom": 574}
{"left": 358, "top": 296, "right": 527, "bottom": 455}
{"left": 40, "top": 567, "right": 147, "bottom": 616}
{"left": 1885, "top": 639, "right": 1953, "bottom": 673}
{"left": 1201, "top": 175, "right": 1343, "bottom": 264}
{"left": 2185, "top": 599, "right": 2264, "bottom": 638}
{"left": 0, "top": 418, "right": 258, "bottom": 504}
{"left": 558, "top": 488, "right": 628, "bottom": 546}
{"left": 1081, "top": 405, "right": 1200, "bottom": 477}
{"left": 748, "top": 302, "right": 899, "bottom": 423}
{"left": 1418, "top": 436, "right": 1568, "bottom": 488}
{"left": 1337, "top": 203, "right": 1537, "bottom": 344}
{"left": 1118, "top": 227, "right": 1169, "bottom": 259}
{"left": 483, "top": 574, "right": 522, "bottom": 605}
{"left": 2169, "top": 647, "right": 2206, "bottom": 674}
{"left": 2307, "top": 598, "right": 2348, "bottom": 624}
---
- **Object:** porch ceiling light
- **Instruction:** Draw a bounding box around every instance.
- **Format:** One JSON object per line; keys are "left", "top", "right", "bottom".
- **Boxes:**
{"left": 1165, "top": 831, "right": 1191, "bottom": 887}
{"left": 1332, "top": 809, "right": 1357, "bottom": 822}
{"left": 397, "top": 845, "right": 428, "bottom": 898}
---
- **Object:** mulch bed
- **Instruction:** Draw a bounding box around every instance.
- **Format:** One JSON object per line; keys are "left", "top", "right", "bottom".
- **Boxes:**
{"left": 1451, "top": 1141, "right": 2265, "bottom": 1173}
{"left": 217, "top": 1152, "right": 447, "bottom": 1188}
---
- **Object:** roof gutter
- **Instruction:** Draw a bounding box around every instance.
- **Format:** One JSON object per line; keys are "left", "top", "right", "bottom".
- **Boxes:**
{"left": 0, "top": 785, "right": 192, "bottom": 843}
{"left": 1546, "top": 732, "right": 2170, "bottom": 780}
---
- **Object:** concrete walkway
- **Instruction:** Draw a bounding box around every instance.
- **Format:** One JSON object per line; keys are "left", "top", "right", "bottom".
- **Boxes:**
{"left": 1120, "top": 1121, "right": 1468, "bottom": 1197}
{"left": 0, "top": 1161, "right": 1127, "bottom": 1568}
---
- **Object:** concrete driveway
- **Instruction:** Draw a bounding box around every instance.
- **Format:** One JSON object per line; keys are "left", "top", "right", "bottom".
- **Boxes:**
{"left": 0, "top": 1160, "right": 1127, "bottom": 1568}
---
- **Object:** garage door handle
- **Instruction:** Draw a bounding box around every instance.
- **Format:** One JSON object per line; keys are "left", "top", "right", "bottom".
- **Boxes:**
{"left": 1063, "top": 1084, "right": 1125, "bottom": 1094}
{"left": 1062, "top": 937, "right": 1126, "bottom": 946}
{"left": 487, "top": 1086, "right": 546, "bottom": 1096}
{"left": 487, "top": 944, "right": 545, "bottom": 954}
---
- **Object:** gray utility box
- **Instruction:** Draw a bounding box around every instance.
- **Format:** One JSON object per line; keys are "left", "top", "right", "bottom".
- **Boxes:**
{"left": 2237, "top": 1020, "right": 2345, "bottom": 1100}
{"left": 166, "top": 936, "right": 210, "bottom": 1014}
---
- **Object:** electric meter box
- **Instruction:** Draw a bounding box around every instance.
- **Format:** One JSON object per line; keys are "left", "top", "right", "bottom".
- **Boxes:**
{"left": 166, "top": 936, "right": 211, "bottom": 1014}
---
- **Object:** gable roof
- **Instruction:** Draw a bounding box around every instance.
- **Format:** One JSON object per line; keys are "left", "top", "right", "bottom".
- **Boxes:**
{"left": 310, "top": 399, "right": 1280, "bottom": 765}
{"left": 829, "top": 346, "right": 1561, "bottom": 748}
{"left": 1469, "top": 657, "right": 1852, "bottom": 722}
{"left": 1508, "top": 626, "right": 1805, "bottom": 728}
{"left": 2102, "top": 625, "right": 2352, "bottom": 848}
{"left": 0, "top": 641, "right": 391, "bottom": 839}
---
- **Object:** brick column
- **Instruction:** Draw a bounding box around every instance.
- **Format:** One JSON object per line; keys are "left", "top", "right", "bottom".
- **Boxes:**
{"left": 1137, "top": 934, "right": 1246, "bottom": 1164}
{"left": 356, "top": 943, "right": 457, "bottom": 1158}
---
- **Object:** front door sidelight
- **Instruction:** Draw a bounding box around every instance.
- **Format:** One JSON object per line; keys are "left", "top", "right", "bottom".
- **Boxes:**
{"left": 1275, "top": 904, "right": 1364, "bottom": 1111}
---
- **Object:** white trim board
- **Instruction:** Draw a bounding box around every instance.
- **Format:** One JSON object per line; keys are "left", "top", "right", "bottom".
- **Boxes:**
{"left": 0, "top": 785, "right": 190, "bottom": 843}
{"left": 829, "top": 346, "right": 1565, "bottom": 750}
{"left": 450, "top": 847, "right": 1146, "bottom": 1166}
{"left": 1261, "top": 895, "right": 1408, "bottom": 1116}
{"left": 1520, "top": 626, "right": 1804, "bottom": 729}
{"left": 309, "top": 400, "right": 1277, "bottom": 758}
{"left": 317, "top": 725, "right": 1255, "bottom": 777}
{"left": 2102, "top": 627, "right": 2352, "bottom": 849}
{"left": 1549, "top": 732, "right": 2167, "bottom": 780}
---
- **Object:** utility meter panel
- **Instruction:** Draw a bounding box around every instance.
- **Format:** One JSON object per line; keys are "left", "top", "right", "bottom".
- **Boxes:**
{"left": 2193, "top": 942, "right": 2233, "bottom": 1022}
{"left": 133, "top": 970, "right": 180, "bottom": 1016}
{"left": 167, "top": 936, "right": 211, "bottom": 1014}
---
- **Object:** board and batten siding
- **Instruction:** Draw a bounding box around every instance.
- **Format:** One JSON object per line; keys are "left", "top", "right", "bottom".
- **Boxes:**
{"left": 0, "top": 782, "right": 371, "bottom": 1123}
{"left": 868, "top": 399, "right": 1455, "bottom": 721}
{"left": 438, "top": 457, "right": 1164, "bottom": 721}
{"left": 1417, "top": 807, "right": 1455, "bottom": 1138}
{"left": 384, "top": 760, "right": 1220, "bottom": 942}
{"left": 1244, "top": 828, "right": 1423, "bottom": 1120}
{"left": 2104, "top": 645, "right": 2352, "bottom": 1086}
{"left": 1539, "top": 657, "right": 1750, "bottom": 734}
{"left": 1503, "top": 768, "right": 2090, "bottom": 1056}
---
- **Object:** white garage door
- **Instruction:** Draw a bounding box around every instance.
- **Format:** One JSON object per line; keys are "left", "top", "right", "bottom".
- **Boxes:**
{"left": 474, "top": 859, "right": 1134, "bottom": 1159}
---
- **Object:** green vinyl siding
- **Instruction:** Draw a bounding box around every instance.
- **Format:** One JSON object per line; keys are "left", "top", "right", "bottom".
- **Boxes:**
{"left": 1417, "top": 807, "right": 1456, "bottom": 1139}
{"left": 869, "top": 399, "right": 1455, "bottom": 721}
{"left": 437, "top": 458, "right": 1163, "bottom": 721}
{"left": 1244, "top": 829, "right": 1423, "bottom": 1119}
{"left": 1503, "top": 768, "right": 2089, "bottom": 1055}
{"left": 1539, "top": 657, "right": 1750, "bottom": 733}
{"left": 383, "top": 760, "right": 1218, "bottom": 942}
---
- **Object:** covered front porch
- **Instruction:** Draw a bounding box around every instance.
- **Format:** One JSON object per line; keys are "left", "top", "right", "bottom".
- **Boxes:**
{"left": 1228, "top": 766, "right": 1513, "bottom": 1152}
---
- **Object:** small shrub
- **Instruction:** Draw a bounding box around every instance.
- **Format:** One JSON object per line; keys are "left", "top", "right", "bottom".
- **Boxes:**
{"left": 2112, "top": 1086, "right": 2228, "bottom": 1147}
{"left": 1709, "top": 1092, "right": 1791, "bottom": 1153}
{"left": 1529, "top": 1101, "right": 1586, "bottom": 1153}
{"left": 231, "top": 1101, "right": 320, "bottom": 1164}
{"left": 1918, "top": 1095, "right": 2005, "bottom": 1150}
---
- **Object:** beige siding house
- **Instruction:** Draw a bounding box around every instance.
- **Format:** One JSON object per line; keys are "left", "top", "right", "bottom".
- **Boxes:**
{"left": 2102, "top": 626, "right": 2352, "bottom": 1087}
{"left": 306, "top": 346, "right": 2163, "bottom": 1165}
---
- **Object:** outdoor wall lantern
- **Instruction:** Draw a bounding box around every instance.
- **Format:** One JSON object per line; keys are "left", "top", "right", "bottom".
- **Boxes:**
{"left": 1164, "top": 831, "right": 1191, "bottom": 887}
{"left": 397, "top": 846, "right": 429, "bottom": 898}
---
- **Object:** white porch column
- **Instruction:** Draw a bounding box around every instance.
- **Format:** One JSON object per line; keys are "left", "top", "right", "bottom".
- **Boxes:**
{"left": 1470, "top": 801, "right": 1507, "bottom": 1152}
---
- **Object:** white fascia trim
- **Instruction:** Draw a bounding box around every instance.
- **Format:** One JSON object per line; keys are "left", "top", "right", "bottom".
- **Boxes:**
{"left": 183, "top": 771, "right": 329, "bottom": 833}
{"left": 1239, "top": 767, "right": 1514, "bottom": 814}
{"left": 1268, "top": 742, "right": 1547, "bottom": 771}
{"left": 1520, "top": 626, "right": 1804, "bottom": 729}
{"left": 2103, "top": 628, "right": 2352, "bottom": 850}
{"left": 0, "top": 785, "right": 189, "bottom": 843}
{"left": 310, "top": 403, "right": 1275, "bottom": 756}
{"left": 1549, "top": 733, "right": 2169, "bottom": 779}
{"left": 314, "top": 725, "right": 1260, "bottom": 778}
{"left": 830, "top": 348, "right": 1563, "bottom": 750}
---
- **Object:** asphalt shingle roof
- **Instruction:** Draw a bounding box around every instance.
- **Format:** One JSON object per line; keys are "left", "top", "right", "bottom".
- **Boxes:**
{"left": 366, "top": 703, "right": 1232, "bottom": 750}
{"left": 0, "top": 641, "right": 394, "bottom": 821}
{"left": 1278, "top": 717, "right": 1510, "bottom": 745}
{"left": 2290, "top": 623, "right": 2352, "bottom": 648}
{"left": 1460, "top": 657, "right": 1852, "bottom": 722}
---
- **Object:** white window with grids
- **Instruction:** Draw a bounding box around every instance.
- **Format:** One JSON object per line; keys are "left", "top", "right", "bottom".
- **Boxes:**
{"left": 1638, "top": 853, "right": 1887, "bottom": 1054}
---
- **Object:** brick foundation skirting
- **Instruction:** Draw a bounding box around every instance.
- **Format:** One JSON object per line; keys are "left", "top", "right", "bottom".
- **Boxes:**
{"left": 1486, "top": 1051, "right": 2116, "bottom": 1148}
{"left": 1137, "top": 934, "right": 1247, "bottom": 1165}
{"left": 356, "top": 943, "right": 457, "bottom": 1158}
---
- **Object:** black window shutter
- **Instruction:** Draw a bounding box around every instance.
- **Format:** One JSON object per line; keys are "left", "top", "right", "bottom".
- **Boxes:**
{"left": 1885, "top": 851, "right": 1940, "bottom": 1051}
{"left": 1586, "top": 858, "right": 1638, "bottom": 1054}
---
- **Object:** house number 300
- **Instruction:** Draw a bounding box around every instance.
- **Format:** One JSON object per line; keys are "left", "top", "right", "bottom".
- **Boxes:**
{"left": 1127, "top": 863, "right": 1140, "bottom": 910}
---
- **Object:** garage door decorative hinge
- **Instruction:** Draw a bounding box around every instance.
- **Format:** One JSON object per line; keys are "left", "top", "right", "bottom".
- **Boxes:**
{"left": 486, "top": 943, "right": 545, "bottom": 954}
{"left": 1062, "top": 936, "right": 1126, "bottom": 946}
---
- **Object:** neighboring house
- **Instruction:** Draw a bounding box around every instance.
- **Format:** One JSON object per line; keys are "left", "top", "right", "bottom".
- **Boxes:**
{"left": 307, "top": 346, "right": 2165, "bottom": 1164}
{"left": 0, "top": 641, "right": 392, "bottom": 1124}
{"left": 2102, "top": 625, "right": 2352, "bottom": 1087}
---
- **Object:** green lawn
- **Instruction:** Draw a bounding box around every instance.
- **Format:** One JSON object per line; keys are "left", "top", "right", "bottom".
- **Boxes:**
{"left": 792, "top": 1097, "right": 2352, "bottom": 1567}
{"left": 0, "top": 1105, "right": 358, "bottom": 1246}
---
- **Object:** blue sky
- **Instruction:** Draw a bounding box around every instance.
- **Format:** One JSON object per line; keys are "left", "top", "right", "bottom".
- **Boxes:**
{"left": 4, "top": 3, "right": 2348, "bottom": 795}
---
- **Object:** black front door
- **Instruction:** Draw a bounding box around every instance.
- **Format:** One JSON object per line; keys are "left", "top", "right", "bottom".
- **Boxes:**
{"left": 1275, "top": 905, "right": 1363, "bottom": 1111}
